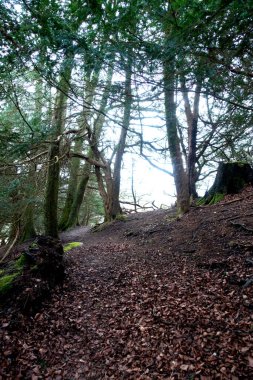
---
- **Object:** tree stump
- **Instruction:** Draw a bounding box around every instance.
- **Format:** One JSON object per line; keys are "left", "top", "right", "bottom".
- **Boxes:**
{"left": 0, "top": 236, "right": 65, "bottom": 313}
{"left": 203, "top": 162, "right": 253, "bottom": 204}
{"left": 24, "top": 235, "right": 65, "bottom": 285}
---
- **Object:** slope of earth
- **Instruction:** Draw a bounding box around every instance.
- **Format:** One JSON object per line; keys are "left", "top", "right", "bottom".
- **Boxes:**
{"left": 1, "top": 187, "right": 253, "bottom": 379}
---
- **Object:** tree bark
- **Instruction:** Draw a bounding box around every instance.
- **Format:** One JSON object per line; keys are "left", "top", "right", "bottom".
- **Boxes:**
{"left": 44, "top": 55, "right": 73, "bottom": 237}
{"left": 64, "top": 64, "right": 114, "bottom": 228}
{"left": 59, "top": 65, "right": 101, "bottom": 230}
{"left": 44, "top": 142, "right": 61, "bottom": 238}
{"left": 163, "top": 58, "right": 190, "bottom": 214}
{"left": 58, "top": 150, "right": 81, "bottom": 231}
{"left": 205, "top": 162, "right": 253, "bottom": 203}
{"left": 21, "top": 201, "right": 37, "bottom": 241}
{"left": 20, "top": 165, "right": 37, "bottom": 241}
{"left": 93, "top": 56, "right": 132, "bottom": 221}
{"left": 66, "top": 162, "right": 90, "bottom": 228}
{"left": 181, "top": 75, "right": 202, "bottom": 198}
{"left": 111, "top": 56, "right": 132, "bottom": 218}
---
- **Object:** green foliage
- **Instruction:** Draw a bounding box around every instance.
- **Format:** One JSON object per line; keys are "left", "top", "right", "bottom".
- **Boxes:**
{"left": 14, "top": 254, "right": 27, "bottom": 270}
{"left": 63, "top": 242, "right": 82, "bottom": 252}
{"left": 0, "top": 252, "right": 28, "bottom": 296}
{"left": 30, "top": 242, "right": 38, "bottom": 249}
{"left": 0, "top": 273, "right": 18, "bottom": 295}
{"left": 0, "top": 0, "right": 252, "bottom": 236}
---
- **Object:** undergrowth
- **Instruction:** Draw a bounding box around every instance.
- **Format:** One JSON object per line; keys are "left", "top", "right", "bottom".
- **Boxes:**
{"left": 0, "top": 254, "right": 27, "bottom": 296}
{"left": 0, "top": 273, "right": 19, "bottom": 294}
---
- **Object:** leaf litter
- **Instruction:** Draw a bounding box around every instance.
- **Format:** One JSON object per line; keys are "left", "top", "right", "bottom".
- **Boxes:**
{"left": 1, "top": 186, "right": 253, "bottom": 379}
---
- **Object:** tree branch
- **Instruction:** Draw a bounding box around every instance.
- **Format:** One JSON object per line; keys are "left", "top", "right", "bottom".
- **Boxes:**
{"left": 69, "top": 152, "right": 107, "bottom": 168}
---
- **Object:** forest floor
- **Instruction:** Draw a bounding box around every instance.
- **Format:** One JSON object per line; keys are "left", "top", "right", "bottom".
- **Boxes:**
{"left": 1, "top": 186, "right": 253, "bottom": 379}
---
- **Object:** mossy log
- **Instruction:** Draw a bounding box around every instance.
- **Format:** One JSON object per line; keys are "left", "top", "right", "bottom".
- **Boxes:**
{"left": 201, "top": 162, "right": 253, "bottom": 205}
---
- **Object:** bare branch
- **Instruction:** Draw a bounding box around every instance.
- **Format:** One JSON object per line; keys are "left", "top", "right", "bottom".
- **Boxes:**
{"left": 69, "top": 152, "right": 107, "bottom": 168}
{"left": 141, "top": 152, "right": 173, "bottom": 176}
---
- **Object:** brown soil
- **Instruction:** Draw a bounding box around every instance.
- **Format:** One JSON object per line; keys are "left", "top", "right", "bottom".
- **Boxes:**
{"left": 1, "top": 187, "right": 253, "bottom": 379}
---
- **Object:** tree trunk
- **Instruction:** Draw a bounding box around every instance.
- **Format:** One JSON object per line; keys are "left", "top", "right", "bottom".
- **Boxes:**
{"left": 95, "top": 164, "right": 113, "bottom": 222}
{"left": 44, "top": 55, "right": 73, "bottom": 237}
{"left": 163, "top": 58, "right": 190, "bottom": 214}
{"left": 110, "top": 56, "right": 132, "bottom": 218}
{"left": 80, "top": 187, "right": 92, "bottom": 225}
{"left": 21, "top": 202, "right": 37, "bottom": 241}
{"left": 93, "top": 57, "right": 132, "bottom": 222}
{"left": 44, "top": 141, "right": 61, "bottom": 238}
{"left": 58, "top": 150, "right": 81, "bottom": 231}
{"left": 66, "top": 162, "right": 90, "bottom": 228}
{"left": 85, "top": 63, "right": 124, "bottom": 222}
{"left": 20, "top": 164, "right": 37, "bottom": 242}
{"left": 204, "top": 162, "right": 253, "bottom": 204}
{"left": 181, "top": 75, "right": 202, "bottom": 198}
{"left": 59, "top": 65, "right": 101, "bottom": 230}
{"left": 62, "top": 63, "right": 114, "bottom": 229}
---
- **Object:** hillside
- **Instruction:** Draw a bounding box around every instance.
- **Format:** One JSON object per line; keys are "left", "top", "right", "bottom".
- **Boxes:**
{"left": 1, "top": 186, "right": 253, "bottom": 379}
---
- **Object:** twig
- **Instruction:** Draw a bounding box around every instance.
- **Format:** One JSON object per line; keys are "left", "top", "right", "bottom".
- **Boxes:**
{"left": 0, "top": 226, "right": 20, "bottom": 263}
{"left": 245, "top": 259, "right": 253, "bottom": 266}
{"left": 219, "top": 212, "right": 253, "bottom": 222}
{"left": 224, "top": 193, "right": 253, "bottom": 205}
{"left": 69, "top": 152, "right": 107, "bottom": 168}
{"left": 242, "top": 277, "right": 253, "bottom": 289}
{"left": 231, "top": 212, "right": 253, "bottom": 220}
{"left": 119, "top": 200, "right": 156, "bottom": 210}
{"left": 221, "top": 197, "right": 243, "bottom": 205}
{"left": 230, "top": 221, "right": 253, "bottom": 233}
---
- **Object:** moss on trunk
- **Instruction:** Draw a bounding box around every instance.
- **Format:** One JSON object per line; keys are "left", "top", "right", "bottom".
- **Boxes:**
{"left": 199, "top": 162, "right": 253, "bottom": 205}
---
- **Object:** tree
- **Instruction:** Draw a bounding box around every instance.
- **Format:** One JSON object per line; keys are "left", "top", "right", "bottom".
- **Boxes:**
{"left": 109, "top": 53, "right": 133, "bottom": 219}
{"left": 0, "top": 0, "right": 252, "bottom": 244}
{"left": 140, "top": 0, "right": 253, "bottom": 209}
{"left": 59, "top": 60, "right": 103, "bottom": 230}
{"left": 44, "top": 52, "right": 74, "bottom": 237}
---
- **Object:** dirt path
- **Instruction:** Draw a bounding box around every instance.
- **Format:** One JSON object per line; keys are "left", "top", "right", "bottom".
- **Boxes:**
{"left": 1, "top": 189, "right": 253, "bottom": 379}
{"left": 60, "top": 226, "right": 91, "bottom": 244}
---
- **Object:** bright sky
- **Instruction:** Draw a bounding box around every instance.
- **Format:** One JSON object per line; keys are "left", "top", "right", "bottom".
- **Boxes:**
{"left": 120, "top": 154, "right": 176, "bottom": 210}
{"left": 120, "top": 155, "right": 215, "bottom": 211}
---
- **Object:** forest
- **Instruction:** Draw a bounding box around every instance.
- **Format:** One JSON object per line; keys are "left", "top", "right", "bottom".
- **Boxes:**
{"left": 0, "top": 0, "right": 252, "bottom": 243}
{"left": 1, "top": 1, "right": 253, "bottom": 378}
